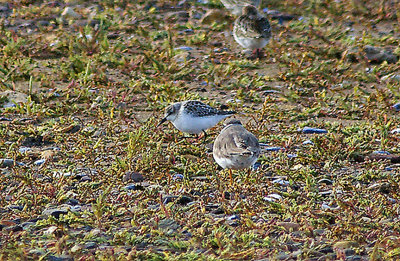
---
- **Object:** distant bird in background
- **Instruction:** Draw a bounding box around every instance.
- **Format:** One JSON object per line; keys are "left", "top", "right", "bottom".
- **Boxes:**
{"left": 158, "top": 100, "right": 236, "bottom": 139}
{"left": 233, "top": 5, "right": 271, "bottom": 59}
{"left": 221, "top": 0, "right": 261, "bottom": 16}
{"left": 213, "top": 119, "right": 260, "bottom": 183}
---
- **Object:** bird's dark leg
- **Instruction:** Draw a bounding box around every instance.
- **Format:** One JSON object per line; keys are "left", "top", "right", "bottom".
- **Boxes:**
{"left": 249, "top": 49, "right": 258, "bottom": 60}
{"left": 202, "top": 130, "right": 207, "bottom": 143}
{"left": 256, "top": 49, "right": 264, "bottom": 59}
{"left": 229, "top": 169, "right": 233, "bottom": 185}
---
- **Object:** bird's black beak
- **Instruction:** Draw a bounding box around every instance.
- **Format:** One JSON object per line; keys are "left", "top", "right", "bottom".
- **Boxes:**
{"left": 157, "top": 117, "right": 167, "bottom": 128}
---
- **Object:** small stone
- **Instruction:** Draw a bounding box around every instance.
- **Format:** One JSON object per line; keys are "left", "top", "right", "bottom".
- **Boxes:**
{"left": 1, "top": 159, "right": 19, "bottom": 168}
{"left": 123, "top": 171, "right": 144, "bottom": 182}
{"left": 158, "top": 218, "right": 180, "bottom": 232}
{"left": 174, "top": 46, "right": 193, "bottom": 51}
{"left": 272, "top": 178, "right": 290, "bottom": 186}
{"left": 61, "top": 7, "right": 81, "bottom": 19}
{"left": 302, "top": 140, "right": 314, "bottom": 145}
{"left": 277, "top": 222, "right": 300, "bottom": 231}
{"left": 318, "top": 179, "right": 333, "bottom": 185}
{"left": 177, "top": 196, "right": 192, "bottom": 205}
{"left": 48, "top": 255, "right": 73, "bottom": 261}
{"left": 391, "top": 128, "right": 400, "bottom": 134}
{"left": 344, "top": 248, "right": 355, "bottom": 256}
{"left": 42, "top": 208, "right": 68, "bottom": 219}
{"left": 264, "top": 194, "right": 282, "bottom": 202}
{"left": 34, "top": 159, "right": 46, "bottom": 166}
{"left": 333, "top": 240, "right": 359, "bottom": 249}
{"left": 44, "top": 226, "right": 58, "bottom": 235}
{"left": 393, "top": 103, "right": 400, "bottom": 111}
{"left": 163, "top": 195, "right": 178, "bottom": 204}
{"left": 364, "top": 45, "right": 398, "bottom": 64}
{"left": 275, "top": 252, "right": 290, "bottom": 260}
{"left": 124, "top": 184, "right": 144, "bottom": 191}
{"left": 66, "top": 199, "right": 79, "bottom": 206}
{"left": 313, "top": 229, "right": 325, "bottom": 236}
{"left": 84, "top": 242, "right": 97, "bottom": 249}
{"left": 264, "top": 146, "right": 283, "bottom": 152}
{"left": 70, "top": 244, "right": 82, "bottom": 253}
{"left": 300, "top": 127, "right": 328, "bottom": 134}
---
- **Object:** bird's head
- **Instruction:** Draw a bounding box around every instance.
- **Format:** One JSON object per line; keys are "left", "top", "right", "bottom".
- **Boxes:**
{"left": 157, "top": 102, "right": 181, "bottom": 127}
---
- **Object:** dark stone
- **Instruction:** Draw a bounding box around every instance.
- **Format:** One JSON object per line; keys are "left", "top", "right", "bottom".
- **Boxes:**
{"left": 66, "top": 199, "right": 79, "bottom": 206}
{"left": 48, "top": 255, "right": 73, "bottom": 261}
{"left": 84, "top": 242, "right": 97, "bottom": 249}
{"left": 22, "top": 135, "right": 52, "bottom": 147}
{"left": 344, "top": 249, "right": 355, "bottom": 256}
{"left": 318, "top": 179, "right": 333, "bottom": 185}
{"left": 124, "top": 184, "right": 144, "bottom": 190}
{"left": 320, "top": 247, "right": 334, "bottom": 254}
{"left": 223, "top": 191, "right": 231, "bottom": 199}
{"left": 8, "top": 205, "right": 23, "bottom": 211}
{"left": 177, "top": 196, "right": 192, "bottom": 205}
{"left": 163, "top": 196, "right": 178, "bottom": 204}
{"left": 211, "top": 207, "right": 224, "bottom": 215}
{"left": 42, "top": 208, "right": 68, "bottom": 219}
{"left": 123, "top": 172, "right": 144, "bottom": 182}
{"left": 11, "top": 225, "right": 23, "bottom": 232}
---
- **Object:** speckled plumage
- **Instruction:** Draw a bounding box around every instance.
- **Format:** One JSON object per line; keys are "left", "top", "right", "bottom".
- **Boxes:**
{"left": 221, "top": 0, "right": 261, "bottom": 16}
{"left": 233, "top": 5, "right": 271, "bottom": 52}
{"left": 158, "top": 101, "right": 236, "bottom": 135}
{"left": 213, "top": 119, "right": 260, "bottom": 170}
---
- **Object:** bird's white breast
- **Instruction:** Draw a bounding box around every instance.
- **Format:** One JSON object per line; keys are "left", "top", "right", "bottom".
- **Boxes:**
{"left": 234, "top": 35, "right": 270, "bottom": 50}
{"left": 172, "top": 113, "right": 229, "bottom": 134}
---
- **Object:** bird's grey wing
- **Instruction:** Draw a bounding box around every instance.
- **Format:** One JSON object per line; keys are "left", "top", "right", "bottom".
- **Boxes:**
{"left": 229, "top": 131, "right": 260, "bottom": 156}
{"left": 185, "top": 101, "right": 219, "bottom": 117}
{"left": 236, "top": 16, "right": 271, "bottom": 39}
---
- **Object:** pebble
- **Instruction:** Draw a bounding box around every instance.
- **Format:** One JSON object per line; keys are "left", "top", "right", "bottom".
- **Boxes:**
{"left": 48, "top": 255, "right": 73, "bottom": 261}
{"left": 392, "top": 102, "right": 400, "bottom": 111}
{"left": 123, "top": 171, "right": 144, "bottom": 182}
{"left": 300, "top": 127, "right": 328, "bottom": 134}
{"left": 372, "top": 150, "right": 391, "bottom": 155}
{"left": 84, "top": 242, "right": 97, "bottom": 249}
{"left": 163, "top": 195, "right": 178, "bottom": 204}
{"left": 264, "top": 146, "right": 283, "bottom": 152}
{"left": 321, "top": 203, "right": 339, "bottom": 210}
{"left": 177, "top": 196, "right": 192, "bottom": 205}
{"left": 391, "top": 128, "right": 400, "bottom": 134}
{"left": 302, "top": 140, "right": 314, "bottom": 145}
{"left": 174, "top": 46, "right": 193, "bottom": 51}
{"left": 158, "top": 218, "right": 180, "bottom": 233}
{"left": 19, "top": 147, "right": 32, "bottom": 153}
{"left": 252, "top": 162, "right": 262, "bottom": 170}
{"left": 318, "top": 178, "right": 333, "bottom": 185}
{"left": 34, "top": 159, "right": 46, "bottom": 166}
{"left": 42, "top": 207, "right": 68, "bottom": 219}
{"left": 44, "top": 226, "right": 58, "bottom": 235}
{"left": 364, "top": 45, "right": 398, "bottom": 64}
{"left": 277, "top": 221, "right": 300, "bottom": 231}
{"left": 333, "top": 240, "right": 359, "bottom": 249}
{"left": 1, "top": 159, "right": 25, "bottom": 167}
{"left": 264, "top": 193, "right": 282, "bottom": 202}
{"left": 173, "top": 174, "right": 184, "bottom": 180}
{"left": 124, "top": 184, "right": 144, "bottom": 191}
{"left": 61, "top": 7, "right": 81, "bottom": 19}
{"left": 272, "top": 179, "right": 289, "bottom": 186}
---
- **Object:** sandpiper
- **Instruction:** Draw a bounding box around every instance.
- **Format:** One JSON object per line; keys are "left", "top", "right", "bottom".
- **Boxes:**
{"left": 158, "top": 100, "right": 236, "bottom": 139}
{"left": 233, "top": 5, "right": 271, "bottom": 59}
{"left": 213, "top": 119, "right": 260, "bottom": 182}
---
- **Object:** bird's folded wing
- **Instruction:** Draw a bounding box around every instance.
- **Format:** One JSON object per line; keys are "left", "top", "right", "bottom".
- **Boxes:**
{"left": 241, "top": 17, "right": 270, "bottom": 38}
